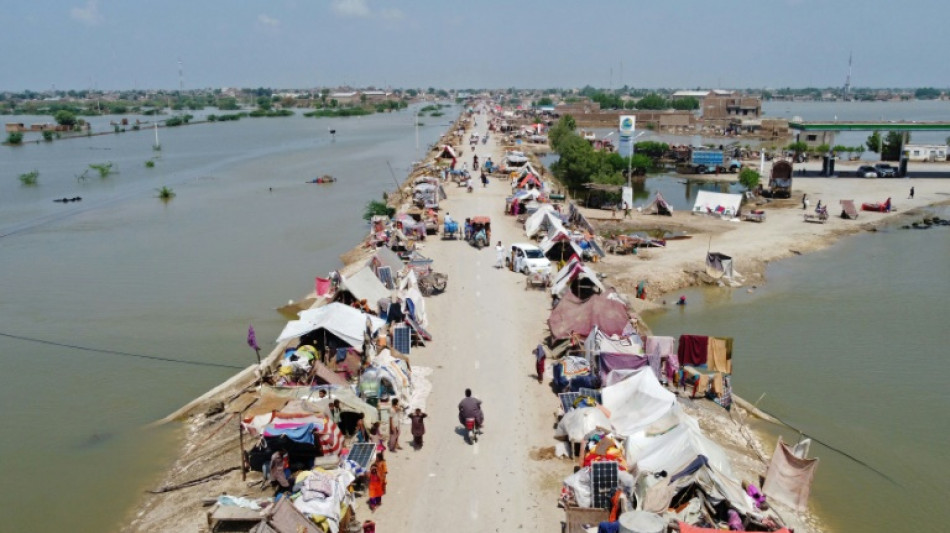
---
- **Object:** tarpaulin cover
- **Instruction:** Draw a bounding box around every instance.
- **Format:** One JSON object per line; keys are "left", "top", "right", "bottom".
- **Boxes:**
{"left": 277, "top": 303, "right": 385, "bottom": 347}
{"left": 692, "top": 190, "right": 743, "bottom": 217}
{"left": 551, "top": 258, "right": 605, "bottom": 299}
{"left": 677, "top": 335, "right": 709, "bottom": 366}
{"left": 601, "top": 368, "right": 676, "bottom": 436}
{"left": 555, "top": 406, "right": 612, "bottom": 442}
{"left": 548, "top": 292, "right": 630, "bottom": 340}
{"left": 762, "top": 437, "right": 819, "bottom": 511}
{"left": 678, "top": 522, "right": 790, "bottom": 533}
{"left": 263, "top": 423, "right": 316, "bottom": 445}
{"left": 623, "top": 410, "right": 733, "bottom": 478}
{"left": 524, "top": 204, "right": 559, "bottom": 237}
{"left": 598, "top": 353, "right": 649, "bottom": 381}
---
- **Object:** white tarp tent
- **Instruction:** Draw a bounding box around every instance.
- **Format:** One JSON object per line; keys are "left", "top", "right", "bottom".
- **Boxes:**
{"left": 601, "top": 368, "right": 676, "bottom": 435}
{"left": 523, "top": 204, "right": 559, "bottom": 237}
{"left": 277, "top": 302, "right": 385, "bottom": 347}
{"left": 692, "top": 190, "right": 743, "bottom": 218}
{"left": 398, "top": 269, "right": 428, "bottom": 328}
{"left": 623, "top": 409, "right": 734, "bottom": 478}
{"left": 550, "top": 257, "right": 605, "bottom": 299}
{"left": 555, "top": 406, "right": 612, "bottom": 442}
{"left": 341, "top": 266, "right": 390, "bottom": 307}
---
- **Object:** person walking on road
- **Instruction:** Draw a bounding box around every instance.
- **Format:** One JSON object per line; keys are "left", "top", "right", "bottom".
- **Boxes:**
{"left": 495, "top": 241, "right": 505, "bottom": 269}
{"left": 388, "top": 399, "right": 403, "bottom": 452}
{"left": 909, "top": 186, "right": 915, "bottom": 199}
{"left": 408, "top": 408, "right": 427, "bottom": 449}
{"left": 534, "top": 344, "right": 546, "bottom": 384}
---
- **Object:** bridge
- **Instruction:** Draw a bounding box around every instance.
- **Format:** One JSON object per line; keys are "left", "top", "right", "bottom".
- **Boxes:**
{"left": 789, "top": 121, "right": 950, "bottom": 132}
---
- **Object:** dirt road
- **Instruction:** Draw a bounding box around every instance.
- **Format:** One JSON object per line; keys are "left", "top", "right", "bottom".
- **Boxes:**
{"left": 372, "top": 113, "right": 563, "bottom": 531}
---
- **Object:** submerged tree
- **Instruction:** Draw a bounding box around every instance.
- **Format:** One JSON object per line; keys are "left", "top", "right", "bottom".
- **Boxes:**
{"left": 18, "top": 170, "right": 39, "bottom": 186}
{"left": 156, "top": 186, "right": 176, "bottom": 201}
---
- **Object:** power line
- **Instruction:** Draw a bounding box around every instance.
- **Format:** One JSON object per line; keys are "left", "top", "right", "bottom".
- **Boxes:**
{"left": 0, "top": 331, "right": 245, "bottom": 370}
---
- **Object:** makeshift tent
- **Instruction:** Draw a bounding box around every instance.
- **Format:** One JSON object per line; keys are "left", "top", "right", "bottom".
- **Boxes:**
{"left": 548, "top": 292, "right": 631, "bottom": 340}
{"left": 358, "top": 349, "right": 413, "bottom": 407}
{"left": 555, "top": 406, "right": 612, "bottom": 442}
{"left": 524, "top": 205, "right": 563, "bottom": 237}
{"left": 517, "top": 173, "right": 542, "bottom": 189}
{"left": 692, "top": 190, "right": 743, "bottom": 217}
{"left": 292, "top": 469, "right": 357, "bottom": 533}
{"left": 762, "top": 437, "right": 819, "bottom": 512}
{"left": 705, "top": 252, "right": 743, "bottom": 287}
{"left": 540, "top": 229, "right": 585, "bottom": 263}
{"left": 551, "top": 258, "right": 605, "bottom": 299}
{"left": 397, "top": 269, "right": 428, "bottom": 328}
{"left": 504, "top": 151, "right": 528, "bottom": 166}
{"left": 276, "top": 303, "right": 385, "bottom": 348}
{"left": 601, "top": 368, "right": 676, "bottom": 436}
{"left": 438, "top": 145, "right": 457, "bottom": 159}
{"left": 643, "top": 192, "right": 673, "bottom": 216}
{"left": 678, "top": 523, "right": 790, "bottom": 533}
{"left": 623, "top": 409, "right": 734, "bottom": 479}
{"left": 338, "top": 267, "right": 390, "bottom": 308}
{"left": 638, "top": 455, "right": 755, "bottom": 516}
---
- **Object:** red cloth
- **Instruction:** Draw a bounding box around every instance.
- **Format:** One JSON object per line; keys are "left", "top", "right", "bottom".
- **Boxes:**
{"left": 315, "top": 277, "right": 331, "bottom": 296}
{"left": 677, "top": 335, "right": 709, "bottom": 366}
{"left": 677, "top": 522, "right": 790, "bottom": 533}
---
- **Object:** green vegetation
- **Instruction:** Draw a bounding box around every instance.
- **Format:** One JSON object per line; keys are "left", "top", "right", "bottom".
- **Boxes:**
{"left": 54, "top": 110, "right": 78, "bottom": 128}
{"left": 248, "top": 108, "right": 293, "bottom": 118}
{"left": 882, "top": 131, "right": 908, "bottom": 161}
{"left": 18, "top": 170, "right": 39, "bottom": 185}
{"left": 363, "top": 199, "right": 395, "bottom": 221}
{"left": 786, "top": 141, "right": 808, "bottom": 157}
{"left": 145, "top": 160, "right": 156, "bottom": 168}
{"left": 304, "top": 107, "right": 372, "bottom": 118}
{"left": 914, "top": 87, "right": 942, "bottom": 100}
{"left": 6, "top": 132, "right": 23, "bottom": 145}
{"left": 164, "top": 114, "right": 193, "bottom": 127}
{"left": 156, "top": 186, "right": 176, "bottom": 201}
{"left": 535, "top": 96, "right": 554, "bottom": 107}
{"left": 865, "top": 131, "right": 882, "bottom": 153}
{"left": 89, "top": 162, "right": 115, "bottom": 178}
{"left": 430, "top": 112, "right": 444, "bottom": 117}
{"left": 738, "top": 168, "right": 760, "bottom": 190}
{"left": 216, "top": 98, "right": 240, "bottom": 110}
{"left": 42, "top": 130, "right": 54, "bottom": 141}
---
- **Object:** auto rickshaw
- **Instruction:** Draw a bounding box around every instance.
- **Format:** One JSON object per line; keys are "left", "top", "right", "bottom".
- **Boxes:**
{"left": 468, "top": 216, "right": 491, "bottom": 249}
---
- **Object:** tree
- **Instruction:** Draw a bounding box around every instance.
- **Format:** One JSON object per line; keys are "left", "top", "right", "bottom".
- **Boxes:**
{"left": 786, "top": 141, "right": 808, "bottom": 158}
{"left": 6, "top": 132, "right": 23, "bottom": 144}
{"left": 536, "top": 96, "right": 553, "bottom": 107}
{"left": 635, "top": 93, "right": 668, "bottom": 110}
{"left": 54, "top": 110, "right": 77, "bottom": 127}
{"left": 670, "top": 97, "right": 699, "bottom": 110}
{"left": 914, "top": 87, "right": 941, "bottom": 100}
{"left": 738, "top": 168, "right": 760, "bottom": 190}
{"left": 360, "top": 93, "right": 368, "bottom": 106}
{"left": 882, "top": 131, "right": 908, "bottom": 161}
{"left": 815, "top": 143, "right": 831, "bottom": 155}
{"left": 363, "top": 199, "right": 395, "bottom": 221}
{"left": 256, "top": 96, "right": 272, "bottom": 110}
{"left": 548, "top": 115, "right": 576, "bottom": 151}
{"left": 866, "top": 131, "right": 882, "bottom": 153}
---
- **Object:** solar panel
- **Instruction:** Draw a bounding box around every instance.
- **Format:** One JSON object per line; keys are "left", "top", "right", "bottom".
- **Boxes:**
{"left": 392, "top": 324, "right": 411, "bottom": 354}
{"left": 376, "top": 266, "right": 394, "bottom": 289}
{"left": 559, "top": 392, "right": 580, "bottom": 412}
{"left": 578, "top": 388, "right": 602, "bottom": 404}
{"left": 346, "top": 442, "right": 376, "bottom": 470}
{"left": 591, "top": 461, "right": 619, "bottom": 509}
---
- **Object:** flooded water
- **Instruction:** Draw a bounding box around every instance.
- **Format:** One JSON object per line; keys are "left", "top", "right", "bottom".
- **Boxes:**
{"left": 645, "top": 210, "right": 950, "bottom": 532}
{"left": 0, "top": 104, "right": 458, "bottom": 532}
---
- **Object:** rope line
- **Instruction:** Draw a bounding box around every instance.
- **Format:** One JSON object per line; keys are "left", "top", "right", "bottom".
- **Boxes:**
{"left": 0, "top": 331, "right": 245, "bottom": 370}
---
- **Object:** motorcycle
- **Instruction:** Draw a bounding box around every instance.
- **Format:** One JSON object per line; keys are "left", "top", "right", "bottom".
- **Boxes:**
{"left": 464, "top": 418, "right": 480, "bottom": 444}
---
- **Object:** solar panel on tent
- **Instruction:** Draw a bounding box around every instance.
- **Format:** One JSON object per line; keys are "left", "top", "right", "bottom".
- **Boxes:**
{"left": 376, "top": 266, "right": 394, "bottom": 289}
{"left": 559, "top": 392, "right": 580, "bottom": 412}
{"left": 346, "top": 443, "right": 376, "bottom": 470}
{"left": 579, "top": 388, "right": 602, "bottom": 404}
{"left": 392, "top": 324, "right": 411, "bottom": 354}
{"left": 591, "top": 461, "right": 619, "bottom": 509}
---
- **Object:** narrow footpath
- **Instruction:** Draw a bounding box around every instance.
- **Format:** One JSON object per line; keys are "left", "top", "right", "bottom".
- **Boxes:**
{"left": 372, "top": 112, "right": 562, "bottom": 531}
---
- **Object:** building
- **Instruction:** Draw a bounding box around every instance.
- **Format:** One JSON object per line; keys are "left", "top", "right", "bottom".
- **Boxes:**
{"left": 702, "top": 95, "right": 762, "bottom": 128}
{"left": 903, "top": 144, "right": 948, "bottom": 162}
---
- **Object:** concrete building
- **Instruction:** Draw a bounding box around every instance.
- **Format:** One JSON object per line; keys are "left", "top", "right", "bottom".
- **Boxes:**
{"left": 903, "top": 144, "right": 948, "bottom": 162}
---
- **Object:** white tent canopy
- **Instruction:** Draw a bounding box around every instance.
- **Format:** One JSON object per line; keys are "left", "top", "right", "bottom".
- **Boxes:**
{"left": 692, "top": 190, "right": 743, "bottom": 217}
{"left": 277, "top": 302, "right": 385, "bottom": 347}
{"left": 555, "top": 406, "right": 612, "bottom": 442}
{"left": 340, "top": 266, "right": 390, "bottom": 306}
{"left": 524, "top": 205, "right": 563, "bottom": 238}
{"left": 550, "top": 257, "right": 605, "bottom": 298}
{"left": 601, "top": 367, "right": 676, "bottom": 436}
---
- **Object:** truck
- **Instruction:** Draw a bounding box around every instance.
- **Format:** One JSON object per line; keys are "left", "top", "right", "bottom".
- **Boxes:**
{"left": 680, "top": 149, "right": 742, "bottom": 174}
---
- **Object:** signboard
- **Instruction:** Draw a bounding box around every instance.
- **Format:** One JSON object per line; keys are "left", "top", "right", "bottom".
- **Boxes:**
{"left": 619, "top": 115, "right": 636, "bottom": 135}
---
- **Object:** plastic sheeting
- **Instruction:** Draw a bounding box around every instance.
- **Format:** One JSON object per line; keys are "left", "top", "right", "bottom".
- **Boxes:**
{"left": 524, "top": 204, "right": 561, "bottom": 237}
{"left": 551, "top": 258, "right": 605, "bottom": 299}
{"left": 762, "top": 437, "right": 819, "bottom": 511}
{"left": 601, "top": 368, "right": 676, "bottom": 436}
{"left": 623, "top": 410, "right": 734, "bottom": 479}
{"left": 276, "top": 303, "right": 385, "bottom": 347}
{"left": 692, "top": 190, "right": 743, "bottom": 217}
{"left": 555, "top": 406, "right": 612, "bottom": 442}
{"left": 549, "top": 293, "right": 630, "bottom": 340}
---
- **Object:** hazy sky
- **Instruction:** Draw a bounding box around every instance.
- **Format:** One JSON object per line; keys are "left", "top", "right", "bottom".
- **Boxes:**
{"left": 2, "top": 0, "right": 946, "bottom": 91}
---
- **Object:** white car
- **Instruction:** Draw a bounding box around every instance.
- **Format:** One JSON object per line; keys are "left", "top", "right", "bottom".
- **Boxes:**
{"left": 508, "top": 243, "right": 552, "bottom": 275}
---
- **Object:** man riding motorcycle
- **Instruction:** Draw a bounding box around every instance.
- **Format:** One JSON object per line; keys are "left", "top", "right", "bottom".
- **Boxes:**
{"left": 458, "top": 388, "right": 484, "bottom": 428}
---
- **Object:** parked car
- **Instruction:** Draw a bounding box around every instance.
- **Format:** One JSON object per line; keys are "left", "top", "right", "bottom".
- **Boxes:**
{"left": 874, "top": 163, "right": 897, "bottom": 177}
{"left": 507, "top": 243, "right": 552, "bottom": 275}
{"left": 856, "top": 165, "right": 880, "bottom": 178}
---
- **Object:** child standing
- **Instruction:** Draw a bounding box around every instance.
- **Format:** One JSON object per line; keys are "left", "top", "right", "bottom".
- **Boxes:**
{"left": 408, "top": 408, "right": 428, "bottom": 449}
{"left": 368, "top": 452, "right": 387, "bottom": 511}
